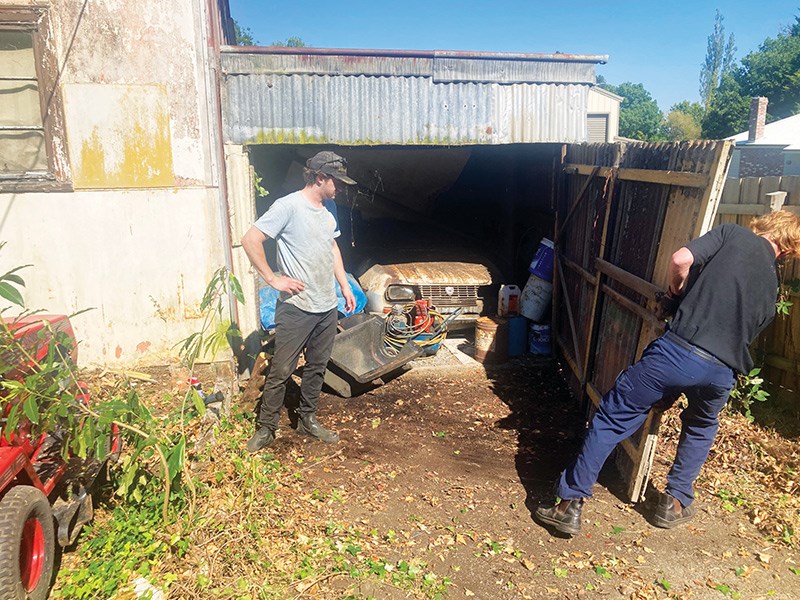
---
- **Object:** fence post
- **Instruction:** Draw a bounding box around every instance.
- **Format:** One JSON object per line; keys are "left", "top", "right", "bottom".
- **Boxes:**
{"left": 767, "top": 191, "right": 787, "bottom": 212}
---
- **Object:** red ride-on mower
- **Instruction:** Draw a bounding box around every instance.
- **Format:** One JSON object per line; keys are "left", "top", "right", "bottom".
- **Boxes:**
{"left": 0, "top": 315, "right": 120, "bottom": 600}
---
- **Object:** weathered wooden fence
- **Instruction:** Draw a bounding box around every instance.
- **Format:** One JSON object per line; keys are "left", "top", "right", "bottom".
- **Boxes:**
{"left": 715, "top": 176, "right": 800, "bottom": 405}
{"left": 554, "top": 140, "right": 733, "bottom": 502}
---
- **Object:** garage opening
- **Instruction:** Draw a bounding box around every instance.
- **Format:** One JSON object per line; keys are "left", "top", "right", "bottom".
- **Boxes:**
{"left": 248, "top": 143, "right": 561, "bottom": 293}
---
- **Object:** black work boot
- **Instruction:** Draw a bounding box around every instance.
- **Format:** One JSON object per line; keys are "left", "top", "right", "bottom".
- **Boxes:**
{"left": 246, "top": 426, "right": 275, "bottom": 453}
{"left": 534, "top": 498, "right": 584, "bottom": 535}
{"left": 296, "top": 414, "right": 339, "bottom": 444}
{"left": 652, "top": 493, "right": 695, "bottom": 528}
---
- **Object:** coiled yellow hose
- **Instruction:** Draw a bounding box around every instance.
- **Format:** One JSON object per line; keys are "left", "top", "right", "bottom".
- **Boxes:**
{"left": 382, "top": 304, "right": 448, "bottom": 356}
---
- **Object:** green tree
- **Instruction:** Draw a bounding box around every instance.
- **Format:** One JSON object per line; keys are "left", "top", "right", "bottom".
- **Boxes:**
{"left": 604, "top": 82, "right": 666, "bottom": 141}
{"left": 665, "top": 108, "right": 702, "bottom": 140}
{"left": 234, "top": 19, "right": 257, "bottom": 46}
{"left": 699, "top": 12, "right": 800, "bottom": 138}
{"left": 671, "top": 100, "right": 706, "bottom": 124}
{"left": 700, "top": 10, "right": 737, "bottom": 111}
{"left": 701, "top": 73, "right": 750, "bottom": 139}
{"left": 272, "top": 36, "right": 307, "bottom": 48}
{"left": 739, "top": 32, "right": 800, "bottom": 118}
{"left": 790, "top": 14, "right": 800, "bottom": 36}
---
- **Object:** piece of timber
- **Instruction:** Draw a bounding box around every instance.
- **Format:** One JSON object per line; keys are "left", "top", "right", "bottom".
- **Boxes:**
{"left": 595, "top": 258, "right": 662, "bottom": 301}
{"left": 564, "top": 164, "right": 709, "bottom": 188}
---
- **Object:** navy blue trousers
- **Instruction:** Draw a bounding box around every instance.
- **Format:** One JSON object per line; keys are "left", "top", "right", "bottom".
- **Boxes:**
{"left": 557, "top": 332, "right": 735, "bottom": 507}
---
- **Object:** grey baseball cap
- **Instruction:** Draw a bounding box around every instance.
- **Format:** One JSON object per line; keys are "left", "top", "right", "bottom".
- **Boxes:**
{"left": 306, "top": 151, "right": 357, "bottom": 185}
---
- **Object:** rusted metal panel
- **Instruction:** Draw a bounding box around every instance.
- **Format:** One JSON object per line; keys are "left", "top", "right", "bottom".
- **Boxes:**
{"left": 432, "top": 57, "right": 596, "bottom": 84}
{"left": 220, "top": 48, "right": 601, "bottom": 145}
{"left": 221, "top": 51, "right": 435, "bottom": 77}
{"left": 222, "top": 46, "right": 607, "bottom": 76}
{"left": 222, "top": 72, "right": 589, "bottom": 145}
{"left": 360, "top": 262, "right": 491, "bottom": 286}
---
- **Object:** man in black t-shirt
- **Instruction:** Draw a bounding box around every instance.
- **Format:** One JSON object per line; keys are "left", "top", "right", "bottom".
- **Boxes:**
{"left": 535, "top": 210, "right": 800, "bottom": 536}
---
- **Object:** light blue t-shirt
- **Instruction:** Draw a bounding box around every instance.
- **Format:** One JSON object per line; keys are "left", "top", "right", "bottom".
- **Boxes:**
{"left": 254, "top": 191, "right": 340, "bottom": 313}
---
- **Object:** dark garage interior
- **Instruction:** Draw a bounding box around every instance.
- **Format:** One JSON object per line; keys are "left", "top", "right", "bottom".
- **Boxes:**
{"left": 248, "top": 143, "right": 562, "bottom": 299}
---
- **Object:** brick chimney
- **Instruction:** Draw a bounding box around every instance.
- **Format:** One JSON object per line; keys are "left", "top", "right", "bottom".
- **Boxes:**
{"left": 748, "top": 97, "right": 768, "bottom": 142}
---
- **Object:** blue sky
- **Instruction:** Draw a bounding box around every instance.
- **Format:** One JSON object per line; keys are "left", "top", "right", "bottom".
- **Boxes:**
{"left": 228, "top": 1, "right": 798, "bottom": 112}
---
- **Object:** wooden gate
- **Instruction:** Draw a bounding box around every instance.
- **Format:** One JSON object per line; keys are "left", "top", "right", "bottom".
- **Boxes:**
{"left": 552, "top": 140, "right": 733, "bottom": 502}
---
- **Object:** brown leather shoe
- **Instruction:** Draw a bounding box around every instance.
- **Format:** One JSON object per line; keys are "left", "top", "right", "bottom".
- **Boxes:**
{"left": 534, "top": 498, "right": 584, "bottom": 535}
{"left": 652, "top": 493, "right": 695, "bottom": 528}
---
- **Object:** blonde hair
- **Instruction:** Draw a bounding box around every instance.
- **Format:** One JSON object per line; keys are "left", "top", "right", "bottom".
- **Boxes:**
{"left": 750, "top": 210, "right": 800, "bottom": 258}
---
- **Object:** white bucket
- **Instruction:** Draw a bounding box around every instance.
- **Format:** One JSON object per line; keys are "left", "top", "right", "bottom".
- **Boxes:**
{"left": 497, "top": 284, "right": 521, "bottom": 317}
{"left": 519, "top": 274, "right": 553, "bottom": 322}
{"left": 529, "top": 323, "right": 551, "bottom": 355}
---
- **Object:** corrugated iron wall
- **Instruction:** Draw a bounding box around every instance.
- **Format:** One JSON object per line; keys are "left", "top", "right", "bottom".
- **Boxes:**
{"left": 220, "top": 50, "right": 601, "bottom": 146}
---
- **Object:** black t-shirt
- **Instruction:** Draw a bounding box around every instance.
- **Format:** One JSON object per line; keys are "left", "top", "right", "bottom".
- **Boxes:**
{"left": 669, "top": 223, "right": 778, "bottom": 373}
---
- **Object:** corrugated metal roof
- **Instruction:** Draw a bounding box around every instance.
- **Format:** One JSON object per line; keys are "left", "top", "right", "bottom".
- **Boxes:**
{"left": 220, "top": 48, "right": 603, "bottom": 146}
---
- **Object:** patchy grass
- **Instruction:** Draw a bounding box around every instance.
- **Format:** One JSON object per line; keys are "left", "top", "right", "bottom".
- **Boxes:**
{"left": 53, "top": 392, "right": 452, "bottom": 599}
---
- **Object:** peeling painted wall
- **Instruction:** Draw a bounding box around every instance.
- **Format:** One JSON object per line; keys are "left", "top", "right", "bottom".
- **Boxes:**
{"left": 66, "top": 84, "right": 175, "bottom": 188}
{"left": 51, "top": 0, "right": 213, "bottom": 186}
{"left": 0, "top": 0, "right": 230, "bottom": 365}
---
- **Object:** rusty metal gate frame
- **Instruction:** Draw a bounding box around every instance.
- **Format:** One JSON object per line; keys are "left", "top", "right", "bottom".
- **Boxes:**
{"left": 552, "top": 140, "right": 733, "bottom": 502}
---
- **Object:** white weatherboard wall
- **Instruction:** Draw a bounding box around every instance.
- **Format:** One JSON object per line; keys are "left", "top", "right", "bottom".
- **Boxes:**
{"left": 0, "top": 0, "right": 231, "bottom": 366}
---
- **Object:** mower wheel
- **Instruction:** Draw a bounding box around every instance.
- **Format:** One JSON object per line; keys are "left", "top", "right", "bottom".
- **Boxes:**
{"left": 0, "top": 486, "right": 56, "bottom": 600}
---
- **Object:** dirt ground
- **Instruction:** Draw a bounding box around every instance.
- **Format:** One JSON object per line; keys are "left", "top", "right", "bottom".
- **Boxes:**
{"left": 207, "top": 337, "right": 799, "bottom": 600}
{"left": 71, "top": 338, "right": 800, "bottom": 599}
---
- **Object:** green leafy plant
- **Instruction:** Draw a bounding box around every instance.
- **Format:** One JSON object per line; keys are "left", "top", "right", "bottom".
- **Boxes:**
{"left": 253, "top": 172, "right": 269, "bottom": 198}
{"left": 776, "top": 277, "right": 799, "bottom": 316}
{"left": 175, "top": 267, "right": 243, "bottom": 367}
{"left": 775, "top": 278, "right": 800, "bottom": 316}
{"left": 0, "top": 253, "right": 189, "bottom": 524}
{"left": 595, "top": 565, "right": 612, "bottom": 579}
{"left": 727, "top": 368, "right": 769, "bottom": 422}
{"left": 716, "top": 488, "right": 746, "bottom": 513}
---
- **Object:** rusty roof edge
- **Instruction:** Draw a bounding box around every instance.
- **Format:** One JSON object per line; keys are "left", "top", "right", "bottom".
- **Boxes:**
{"left": 221, "top": 45, "right": 608, "bottom": 64}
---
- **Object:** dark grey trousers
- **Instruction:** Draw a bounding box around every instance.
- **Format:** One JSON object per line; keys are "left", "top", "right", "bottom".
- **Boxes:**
{"left": 257, "top": 301, "right": 338, "bottom": 430}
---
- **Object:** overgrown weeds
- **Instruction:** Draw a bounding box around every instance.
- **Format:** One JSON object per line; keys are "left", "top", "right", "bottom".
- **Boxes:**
{"left": 54, "top": 400, "right": 452, "bottom": 599}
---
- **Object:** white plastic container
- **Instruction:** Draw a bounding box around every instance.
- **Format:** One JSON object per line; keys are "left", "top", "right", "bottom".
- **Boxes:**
{"left": 519, "top": 274, "right": 553, "bottom": 322}
{"left": 497, "top": 284, "right": 521, "bottom": 317}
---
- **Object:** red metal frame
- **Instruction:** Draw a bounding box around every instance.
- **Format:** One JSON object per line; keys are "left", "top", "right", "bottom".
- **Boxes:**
{"left": 1, "top": 314, "right": 75, "bottom": 498}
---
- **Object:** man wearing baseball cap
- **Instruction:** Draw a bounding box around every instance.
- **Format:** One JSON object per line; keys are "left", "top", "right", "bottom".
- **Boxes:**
{"left": 241, "top": 150, "right": 357, "bottom": 452}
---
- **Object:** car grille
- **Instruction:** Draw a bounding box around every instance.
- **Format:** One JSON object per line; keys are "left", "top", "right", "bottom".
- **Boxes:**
{"left": 419, "top": 284, "right": 480, "bottom": 307}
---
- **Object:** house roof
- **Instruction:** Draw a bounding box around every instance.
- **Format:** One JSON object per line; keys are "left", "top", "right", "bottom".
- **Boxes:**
{"left": 730, "top": 113, "right": 800, "bottom": 150}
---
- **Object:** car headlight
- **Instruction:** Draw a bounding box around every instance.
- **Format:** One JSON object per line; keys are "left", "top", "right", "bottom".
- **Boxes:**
{"left": 386, "top": 285, "right": 416, "bottom": 302}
